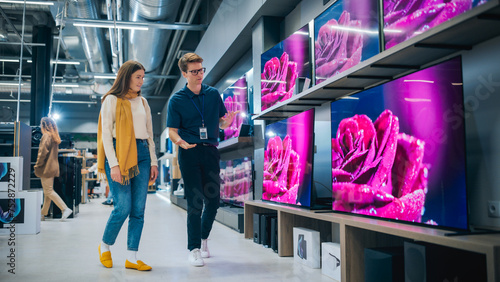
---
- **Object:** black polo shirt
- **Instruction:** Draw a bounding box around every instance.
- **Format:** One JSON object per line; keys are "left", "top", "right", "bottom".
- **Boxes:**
{"left": 167, "top": 84, "right": 227, "bottom": 145}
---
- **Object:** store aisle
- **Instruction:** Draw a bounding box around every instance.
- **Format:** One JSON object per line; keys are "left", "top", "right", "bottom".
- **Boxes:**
{"left": 0, "top": 191, "right": 331, "bottom": 282}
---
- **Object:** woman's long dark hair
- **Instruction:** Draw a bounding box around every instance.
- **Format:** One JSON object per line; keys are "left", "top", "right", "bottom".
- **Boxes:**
{"left": 102, "top": 60, "right": 145, "bottom": 100}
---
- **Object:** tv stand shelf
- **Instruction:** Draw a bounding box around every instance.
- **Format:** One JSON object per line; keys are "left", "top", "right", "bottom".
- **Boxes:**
{"left": 252, "top": 1, "right": 500, "bottom": 121}
{"left": 244, "top": 200, "right": 500, "bottom": 282}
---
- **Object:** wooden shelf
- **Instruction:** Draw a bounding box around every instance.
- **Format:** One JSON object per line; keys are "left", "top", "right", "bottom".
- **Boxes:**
{"left": 244, "top": 200, "right": 500, "bottom": 282}
{"left": 252, "top": 1, "right": 500, "bottom": 120}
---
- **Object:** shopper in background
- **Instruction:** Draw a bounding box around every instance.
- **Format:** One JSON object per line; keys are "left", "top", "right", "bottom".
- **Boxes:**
{"left": 167, "top": 53, "right": 238, "bottom": 267}
{"left": 34, "top": 117, "right": 73, "bottom": 221}
{"left": 81, "top": 159, "right": 112, "bottom": 205}
{"left": 97, "top": 60, "right": 158, "bottom": 271}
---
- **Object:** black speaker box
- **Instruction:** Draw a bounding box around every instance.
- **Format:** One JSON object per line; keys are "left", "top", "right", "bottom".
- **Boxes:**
{"left": 253, "top": 213, "right": 261, "bottom": 244}
{"left": 270, "top": 216, "right": 278, "bottom": 253}
{"left": 404, "top": 241, "right": 486, "bottom": 282}
{"left": 364, "top": 246, "right": 404, "bottom": 282}
{"left": 260, "top": 214, "right": 277, "bottom": 248}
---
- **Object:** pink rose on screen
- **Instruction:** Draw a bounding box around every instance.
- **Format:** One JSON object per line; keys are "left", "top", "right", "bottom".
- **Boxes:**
{"left": 331, "top": 109, "right": 431, "bottom": 223}
{"left": 315, "top": 10, "right": 363, "bottom": 84}
{"left": 261, "top": 52, "right": 298, "bottom": 111}
{"left": 384, "top": 0, "right": 473, "bottom": 49}
{"left": 223, "top": 96, "right": 243, "bottom": 139}
{"left": 263, "top": 135, "right": 301, "bottom": 204}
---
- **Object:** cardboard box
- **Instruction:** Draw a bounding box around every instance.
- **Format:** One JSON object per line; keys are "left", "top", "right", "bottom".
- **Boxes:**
{"left": 293, "top": 227, "right": 320, "bottom": 269}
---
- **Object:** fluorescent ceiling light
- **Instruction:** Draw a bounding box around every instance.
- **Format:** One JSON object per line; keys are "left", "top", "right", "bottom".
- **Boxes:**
{"left": 0, "top": 59, "right": 20, "bottom": 63}
{"left": 0, "top": 0, "right": 54, "bottom": 5}
{"left": 53, "top": 83, "right": 80, "bottom": 88}
{"left": 52, "top": 60, "right": 81, "bottom": 65}
{"left": 0, "top": 82, "right": 24, "bottom": 86}
{"left": 261, "top": 80, "right": 285, "bottom": 84}
{"left": 94, "top": 74, "right": 117, "bottom": 79}
{"left": 73, "top": 22, "right": 148, "bottom": 31}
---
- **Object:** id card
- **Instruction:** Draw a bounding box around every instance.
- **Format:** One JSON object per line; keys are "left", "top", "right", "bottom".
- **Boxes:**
{"left": 200, "top": 127, "right": 208, "bottom": 139}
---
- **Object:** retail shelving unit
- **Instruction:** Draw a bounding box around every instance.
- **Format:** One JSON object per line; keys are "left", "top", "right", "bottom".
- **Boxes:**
{"left": 247, "top": 1, "right": 500, "bottom": 282}
{"left": 252, "top": 2, "right": 500, "bottom": 121}
{"left": 244, "top": 200, "right": 500, "bottom": 281}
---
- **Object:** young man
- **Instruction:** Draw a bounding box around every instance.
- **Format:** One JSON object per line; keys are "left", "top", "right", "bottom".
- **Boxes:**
{"left": 166, "top": 53, "right": 237, "bottom": 267}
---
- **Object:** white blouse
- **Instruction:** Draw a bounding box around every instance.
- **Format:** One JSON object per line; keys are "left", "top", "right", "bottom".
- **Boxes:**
{"left": 100, "top": 95, "right": 158, "bottom": 168}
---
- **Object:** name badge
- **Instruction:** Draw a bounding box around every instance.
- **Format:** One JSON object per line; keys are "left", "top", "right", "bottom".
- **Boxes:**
{"left": 200, "top": 127, "right": 208, "bottom": 140}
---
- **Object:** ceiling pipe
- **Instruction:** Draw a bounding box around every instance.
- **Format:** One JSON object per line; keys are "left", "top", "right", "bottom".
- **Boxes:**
{"left": 106, "top": 0, "right": 118, "bottom": 73}
{"left": 0, "top": 6, "right": 32, "bottom": 54}
{"left": 154, "top": 0, "right": 202, "bottom": 96}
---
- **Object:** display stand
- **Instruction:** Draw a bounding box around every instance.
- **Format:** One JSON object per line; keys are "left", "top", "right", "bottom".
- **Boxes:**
{"left": 244, "top": 200, "right": 500, "bottom": 282}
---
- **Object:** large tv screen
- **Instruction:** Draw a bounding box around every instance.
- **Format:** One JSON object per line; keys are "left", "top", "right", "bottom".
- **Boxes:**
{"left": 314, "top": 0, "right": 380, "bottom": 84}
{"left": 384, "top": 0, "right": 490, "bottom": 49}
{"left": 263, "top": 108, "right": 315, "bottom": 207}
{"left": 220, "top": 156, "right": 253, "bottom": 207}
{"left": 261, "top": 24, "right": 311, "bottom": 111}
{"left": 330, "top": 56, "right": 468, "bottom": 230}
{"left": 221, "top": 75, "right": 250, "bottom": 141}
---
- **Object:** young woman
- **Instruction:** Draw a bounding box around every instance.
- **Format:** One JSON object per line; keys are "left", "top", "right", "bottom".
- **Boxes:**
{"left": 97, "top": 60, "right": 158, "bottom": 271}
{"left": 34, "top": 117, "right": 73, "bottom": 221}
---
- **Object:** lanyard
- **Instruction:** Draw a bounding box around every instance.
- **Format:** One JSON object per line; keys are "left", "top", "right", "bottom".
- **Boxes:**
{"left": 189, "top": 94, "right": 205, "bottom": 127}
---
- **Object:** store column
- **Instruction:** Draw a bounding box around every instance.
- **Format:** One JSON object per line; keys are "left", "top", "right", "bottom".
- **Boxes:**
{"left": 30, "top": 25, "right": 53, "bottom": 126}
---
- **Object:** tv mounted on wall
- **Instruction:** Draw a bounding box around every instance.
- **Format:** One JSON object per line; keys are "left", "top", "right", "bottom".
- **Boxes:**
{"left": 221, "top": 74, "right": 251, "bottom": 141}
{"left": 330, "top": 56, "right": 468, "bottom": 230}
{"left": 314, "top": 0, "right": 380, "bottom": 84}
{"left": 263, "top": 108, "right": 315, "bottom": 207}
{"left": 261, "top": 24, "right": 311, "bottom": 111}
{"left": 220, "top": 156, "right": 253, "bottom": 207}
{"left": 383, "top": 0, "right": 490, "bottom": 50}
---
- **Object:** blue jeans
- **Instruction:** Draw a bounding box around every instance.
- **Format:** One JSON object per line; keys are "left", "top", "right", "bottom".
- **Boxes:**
{"left": 102, "top": 139, "right": 151, "bottom": 251}
{"left": 178, "top": 144, "right": 220, "bottom": 251}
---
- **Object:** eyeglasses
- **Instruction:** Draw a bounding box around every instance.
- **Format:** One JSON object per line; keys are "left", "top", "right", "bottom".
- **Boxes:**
{"left": 187, "top": 67, "right": 206, "bottom": 75}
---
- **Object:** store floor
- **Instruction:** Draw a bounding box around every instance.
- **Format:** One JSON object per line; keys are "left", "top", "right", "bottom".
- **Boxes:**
{"left": 0, "top": 190, "right": 332, "bottom": 282}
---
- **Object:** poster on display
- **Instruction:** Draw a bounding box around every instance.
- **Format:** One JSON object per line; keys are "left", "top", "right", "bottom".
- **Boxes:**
{"left": 314, "top": 0, "right": 380, "bottom": 84}
{"left": 0, "top": 157, "right": 23, "bottom": 192}
{"left": 261, "top": 24, "right": 311, "bottom": 111}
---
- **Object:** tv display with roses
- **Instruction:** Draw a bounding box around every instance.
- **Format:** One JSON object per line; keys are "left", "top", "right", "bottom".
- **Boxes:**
{"left": 219, "top": 156, "right": 253, "bottom": 207}
{"left": 383, "top": 0, "right": 490, "bottom": 50}
{"left": 330, "top": 56, "right": 468, "bottom": 230}
{"left": 263, "top": 108, "right": 315, "bottom": 207}
{"left": 221, "top": 74, "right": 250, "bottom": 141}
{"left": 314, "top": 0, "right": 380, "bottom": 84}
{"left": 261, "top": 24, "right": 311, "bottom": 111}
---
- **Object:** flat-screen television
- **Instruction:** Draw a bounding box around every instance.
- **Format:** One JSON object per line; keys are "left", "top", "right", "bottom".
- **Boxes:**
{"left": 263, "top": 108, "right": 315, "bottom": 207}
{"left": 261, "top": 24, "right": 311, "bottom": 111}
{"left": 383, "top": 0, "right": 490, "bottom": 49}
{"left": 220, "top": 156, "right": 253, "bottom": 207}
{"left": 330, "top": 56, "right": 468, "bottom": 230}
{"left": 314, "top": 0, "right": 380, "bottom": 84}
{"left": 221, "top": 74, "right": 250, "bottom": 141}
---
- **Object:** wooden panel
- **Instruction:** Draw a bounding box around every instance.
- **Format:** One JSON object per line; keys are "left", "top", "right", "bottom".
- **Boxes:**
{"left": 243, "top": 203, "right": 276, "bottom": 239}
{"left": 344, "top": 226, "right": 404, "bottom": 282}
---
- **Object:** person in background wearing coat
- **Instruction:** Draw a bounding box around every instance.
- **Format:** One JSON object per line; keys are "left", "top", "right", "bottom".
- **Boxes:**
{"left": 34, "top": 116, "right": 73, "bottom": 221}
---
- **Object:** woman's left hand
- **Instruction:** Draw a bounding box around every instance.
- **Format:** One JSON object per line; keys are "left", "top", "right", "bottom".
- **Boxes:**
{"left": 150, "top": 166, "right": 159, "bottom": 183}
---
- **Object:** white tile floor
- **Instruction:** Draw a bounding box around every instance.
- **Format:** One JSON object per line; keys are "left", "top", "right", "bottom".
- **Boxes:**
{"left": 0, "top": 190, "right": 333, "bottom": 282}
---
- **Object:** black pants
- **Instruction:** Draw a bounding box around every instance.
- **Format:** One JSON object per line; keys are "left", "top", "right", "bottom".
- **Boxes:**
{"left": 178, "top": 144, "right": 220, "bottom": 251}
